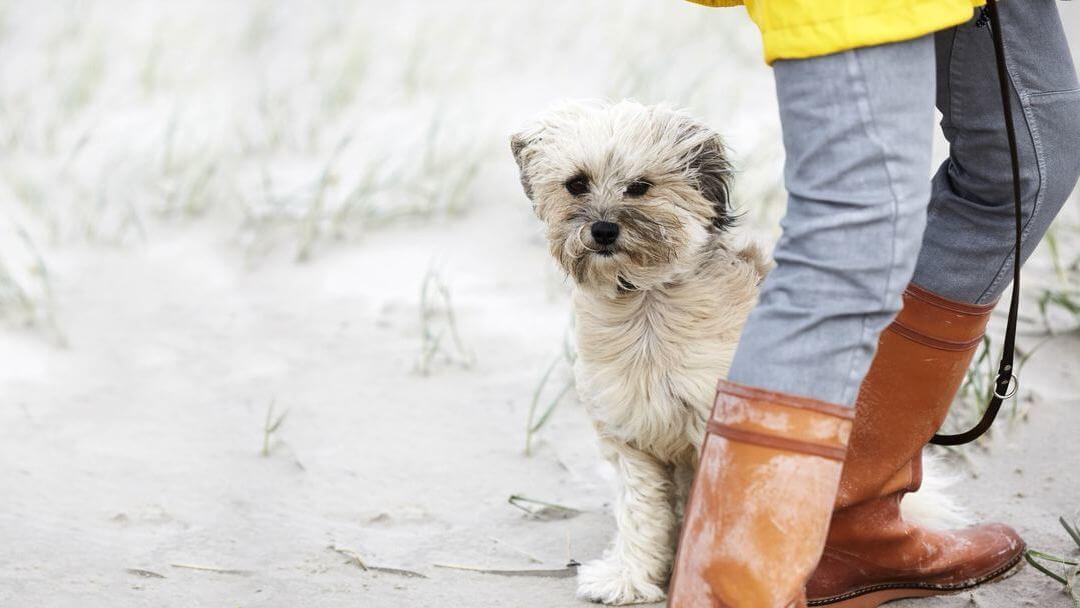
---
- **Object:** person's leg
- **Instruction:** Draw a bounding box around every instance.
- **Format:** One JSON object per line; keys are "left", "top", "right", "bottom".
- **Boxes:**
{"left": 806, "top": 4, "right": 1080, "bottom": 606}
{"left": 724, "top": 36, "right": 936, "bottom": 407}
{"left": 915, "top": 0, "right": 1080, "bottom": 302}
{"left": 668, "top": 37, "right": 936, "bottom": 608}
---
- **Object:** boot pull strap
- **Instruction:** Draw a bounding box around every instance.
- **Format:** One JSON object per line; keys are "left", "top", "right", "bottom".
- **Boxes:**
{"left": 707, "top": 421, "right": 849, "bottom": 462}
{"left": 931, "top": 0, "right": 1020, "bottom": 447}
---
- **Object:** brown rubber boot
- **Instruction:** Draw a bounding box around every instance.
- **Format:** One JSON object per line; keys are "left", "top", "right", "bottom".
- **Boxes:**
{"left": 806, "top": 284, "right": 1025, "bottom": 607}
{"left": 668, "top": 381, "right": 854, "bottom": 608}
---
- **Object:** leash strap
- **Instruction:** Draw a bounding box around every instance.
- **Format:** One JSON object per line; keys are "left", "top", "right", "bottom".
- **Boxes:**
{"left": 931, "top": 0, "right": 1022, "bottom": 446}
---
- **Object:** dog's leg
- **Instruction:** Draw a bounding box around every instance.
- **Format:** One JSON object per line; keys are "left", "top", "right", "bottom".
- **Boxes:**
{"left": 672, "top": 459, "right": 697, "bottom": 521}
{"left": 578, "top": 440, "right": 674, "bottom": 605}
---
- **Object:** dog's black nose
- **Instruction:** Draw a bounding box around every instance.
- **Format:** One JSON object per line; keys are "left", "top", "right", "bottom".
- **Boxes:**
{"left": 591, "top": 221, "right": 620, "bottom": 246}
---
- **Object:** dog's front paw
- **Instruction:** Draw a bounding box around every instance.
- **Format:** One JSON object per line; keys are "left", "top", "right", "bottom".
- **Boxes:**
{"left": 576, "top": 557, "right": 666, "bottom": 605}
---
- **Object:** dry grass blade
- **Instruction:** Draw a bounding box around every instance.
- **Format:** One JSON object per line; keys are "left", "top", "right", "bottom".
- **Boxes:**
{"left": 328, "top": 544, "right": 368, "bottom": 570}
{"left": 296, "top": 134, "right": 353, "bottom": 262}
{"left": 528, "top": 383, "right": 573, "bottom": 433}
{"left": 365, "top": 565, "right": 427, "bottom": 579}
{"left": 125, "top": 568, "right": 166, "bottom": 579}
{"left": 433, "top": 562, "right": 579, "bottom": 578}
{"left": 261, "top": 400, "right": 288, "bottom": 457}
{"left": 364, "top": 565, "right": 427, "bottom": 578}
{"left": 525, "top": 329, "right": 577, "bottom": 456}
{"left": 525, "top": 355, "right": 562, "bottom": 456}
{"left": 0, "top": 223, "right": 66, "bottom": 345}
{"left": 327, "top": 545, "right": 427, "bottom": 578}
{"left": 416, "top": 267, "right": 473, "bottom": 375}
{"left": 507, "top": 494, "right": 582, "bottom": 520}
{"left": 488, "top": 536, "right": 543, "bottom": 564}
{"left": 170, "top": 563, "right": 253, "bottom": 576}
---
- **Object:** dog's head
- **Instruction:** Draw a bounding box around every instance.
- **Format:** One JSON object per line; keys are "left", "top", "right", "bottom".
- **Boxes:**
{"left": 511, "top": 100, "right": 733, "bottom": 294}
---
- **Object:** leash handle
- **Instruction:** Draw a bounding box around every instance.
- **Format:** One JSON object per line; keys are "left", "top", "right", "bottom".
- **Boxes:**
{"left": 931, "top": 0, "right": 1022, "bottom": 446}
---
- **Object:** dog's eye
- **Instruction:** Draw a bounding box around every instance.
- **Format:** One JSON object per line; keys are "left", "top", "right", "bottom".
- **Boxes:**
{"left": 625, "top": 180, "right": 651, "bottom": 198}
{"left": 565, "top": 176, "right": 589, "bottom": 196}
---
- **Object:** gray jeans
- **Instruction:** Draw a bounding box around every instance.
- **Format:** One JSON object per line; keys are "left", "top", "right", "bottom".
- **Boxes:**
{"left": 727, "top": 0, "right": 1080, "bottom": 407}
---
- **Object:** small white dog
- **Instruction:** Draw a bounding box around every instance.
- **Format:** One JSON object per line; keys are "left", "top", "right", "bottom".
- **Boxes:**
{"left": 511, "top": 100, "right": 768, "bottom": 604}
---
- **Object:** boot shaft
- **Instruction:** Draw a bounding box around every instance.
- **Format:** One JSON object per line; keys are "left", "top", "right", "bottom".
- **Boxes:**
{"left": 835, "top": 284, "right": 994, "bottom": 508}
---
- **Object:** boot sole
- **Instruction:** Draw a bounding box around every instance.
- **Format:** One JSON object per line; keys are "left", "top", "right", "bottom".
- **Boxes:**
{"left": 807, "top": 549, "right": 1025, "bottom": 608}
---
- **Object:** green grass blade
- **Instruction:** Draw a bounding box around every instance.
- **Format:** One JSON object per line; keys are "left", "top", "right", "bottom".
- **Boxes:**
{"left": 1061, "top": 516, "right": 1080, "bottom": 551}
{"left": 1026, "top": 550, "right": 1072, "bottom": 585}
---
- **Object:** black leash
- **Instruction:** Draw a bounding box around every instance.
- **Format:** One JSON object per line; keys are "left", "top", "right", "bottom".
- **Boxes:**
{"left": 931, "top": 0, "right": 1022, "bottom": 446}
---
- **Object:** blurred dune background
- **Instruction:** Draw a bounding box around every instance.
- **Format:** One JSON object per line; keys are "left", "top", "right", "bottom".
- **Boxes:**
{"left": 1, "top": 2, "right": 1078, "bottom": 607}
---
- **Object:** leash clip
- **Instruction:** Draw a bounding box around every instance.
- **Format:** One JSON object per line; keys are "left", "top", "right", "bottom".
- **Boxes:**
{"left": 993, "top": 373, "right": 1019, "bottom": 400}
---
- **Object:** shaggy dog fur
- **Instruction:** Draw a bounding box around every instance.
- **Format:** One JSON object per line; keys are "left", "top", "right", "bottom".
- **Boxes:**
{"left": 512, "top": 100, "right": 769, "bottom": 604}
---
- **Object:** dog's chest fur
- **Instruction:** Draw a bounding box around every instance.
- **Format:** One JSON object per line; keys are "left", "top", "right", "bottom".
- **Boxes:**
{"left": 572, "top": 243, "right": 766, "bottom": 461}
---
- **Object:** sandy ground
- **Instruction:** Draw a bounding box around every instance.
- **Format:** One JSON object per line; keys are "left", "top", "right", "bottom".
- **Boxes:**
{"left": 1, "top": 193, "right": 1078, "bottom": 608}
{"left": 2, "top": 2, "right": 1080, "bottom": 608}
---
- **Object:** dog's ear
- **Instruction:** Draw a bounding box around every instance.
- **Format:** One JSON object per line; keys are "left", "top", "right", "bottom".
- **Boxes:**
{"left": 684, "top": 125, "right": 734, "bottom": 231}
{"left": 510, "top": 132, "right": 537, "bottom": 202}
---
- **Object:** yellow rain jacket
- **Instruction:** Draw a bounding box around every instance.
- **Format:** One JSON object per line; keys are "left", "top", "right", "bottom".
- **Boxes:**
{"left": 689, "top": 0, "right": 987, "bottom": 64}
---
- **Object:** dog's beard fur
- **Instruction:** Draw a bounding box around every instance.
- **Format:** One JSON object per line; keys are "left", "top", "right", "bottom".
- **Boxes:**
{"left": 548, "top": 202, "right": 696, "bottom": 293}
